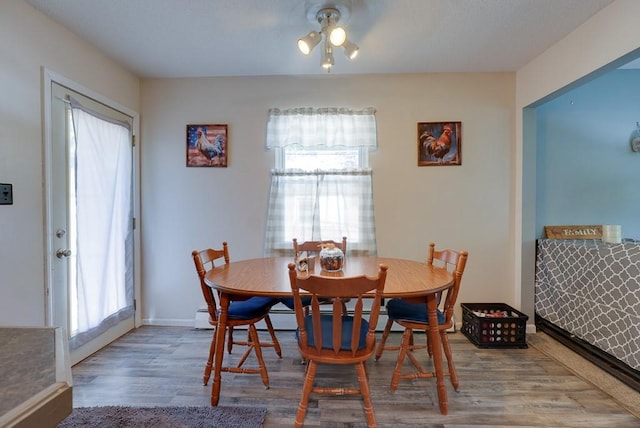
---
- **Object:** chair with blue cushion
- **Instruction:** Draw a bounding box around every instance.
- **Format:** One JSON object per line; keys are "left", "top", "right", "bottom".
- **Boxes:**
{"left": 287, "top": 261, "right": 388, "bottom": 428}
{"left": 374, "top": 243, "right": 468, "bottom": 395}
{"left": 278, "top": 236, "right": 348, "bottom": 312}
{"left": 192, "top": 243, "right": 282, "bottom": 388}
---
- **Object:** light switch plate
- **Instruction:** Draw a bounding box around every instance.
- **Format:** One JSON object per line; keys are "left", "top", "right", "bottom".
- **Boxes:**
{"left": 0, "top": 183, "right": 13, "bottom": 205}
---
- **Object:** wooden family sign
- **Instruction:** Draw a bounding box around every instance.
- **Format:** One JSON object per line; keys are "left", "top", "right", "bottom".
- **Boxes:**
{"left": 544, "top": 225, "right": 603, "bottom": 240}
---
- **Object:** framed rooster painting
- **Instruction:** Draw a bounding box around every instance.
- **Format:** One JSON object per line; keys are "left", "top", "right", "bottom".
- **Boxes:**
{"left": 417, "top": 121, "right": 461, "bottom": 166}
{"left": 186, "top": 124, "right": 228, "bottom": 167}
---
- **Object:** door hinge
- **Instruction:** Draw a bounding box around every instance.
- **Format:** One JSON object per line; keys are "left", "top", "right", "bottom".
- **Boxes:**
{"left": 132, "top": 135, "right": 136, "bottom": 147}
{"left": 133, "top": 217, "right": 136, "bottom": 230}
{"left": 133, "top": 299, "right": 137, "bottom": 311}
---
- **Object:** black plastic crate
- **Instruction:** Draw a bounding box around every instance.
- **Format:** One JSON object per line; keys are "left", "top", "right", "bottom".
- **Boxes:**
{"left": 461, "top": 303, "right": 528, "bottom": 348}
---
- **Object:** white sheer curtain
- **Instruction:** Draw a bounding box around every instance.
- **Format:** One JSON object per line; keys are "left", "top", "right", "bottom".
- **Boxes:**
{"left": 264, "top": 107, "right": 378, "bottom": 256}
{"left": 69, "top": 98, "right": 133, "bottom": 349}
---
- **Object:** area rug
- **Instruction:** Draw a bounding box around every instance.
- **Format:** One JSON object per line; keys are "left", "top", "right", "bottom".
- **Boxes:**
{"left": 57, "top": 405, "right": 267, "bottom": 428}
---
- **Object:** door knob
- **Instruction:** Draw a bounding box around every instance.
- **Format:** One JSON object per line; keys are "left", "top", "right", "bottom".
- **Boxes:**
{"left": 56, "top": 249, "right": 72, "bottom": 259}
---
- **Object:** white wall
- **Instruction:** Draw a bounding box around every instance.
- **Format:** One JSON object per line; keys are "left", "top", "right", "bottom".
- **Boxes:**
{"left": 140, "top": 73, "right": 515, "bottom": 325}
{"left": 515, "top": 0, "right": 640, "bottom": 321}
{"left": 0, "top": 0, "right": 140, "bottom": 326}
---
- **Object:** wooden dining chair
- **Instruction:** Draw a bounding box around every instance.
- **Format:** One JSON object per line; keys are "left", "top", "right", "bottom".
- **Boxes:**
{"left": 279, "top": 236, "right": 349, "bottom": 313}
{"left": 287, "top": 262, "right": 388, "bottom": 428}
{"left": 375, "top": 243, "right": 468, "bottom": 397}
{"left": 292, "top": 236, "right": 347, "bottom": 258}
{"left": 191, "top": 243, "right": 282, "bottom": 388}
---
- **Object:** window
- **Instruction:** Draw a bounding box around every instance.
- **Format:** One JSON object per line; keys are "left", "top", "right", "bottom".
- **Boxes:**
{"left": 264, "top": 108, "right": 377, "bottom": 256}
{"left": 282, "top": 145, "right": 363, "bottom": 170}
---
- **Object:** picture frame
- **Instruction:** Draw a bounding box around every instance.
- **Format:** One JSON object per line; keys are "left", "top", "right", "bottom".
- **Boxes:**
{"left": 417, "top": 121, "right": 462, "bottom": 166}
{"left": 186, "top": 124, "right": 228, "bottom": 167}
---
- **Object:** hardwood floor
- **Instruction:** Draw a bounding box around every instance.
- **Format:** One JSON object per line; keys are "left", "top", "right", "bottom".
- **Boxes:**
{"left": 69, "top": 326, "right": 639, "bottom": 427}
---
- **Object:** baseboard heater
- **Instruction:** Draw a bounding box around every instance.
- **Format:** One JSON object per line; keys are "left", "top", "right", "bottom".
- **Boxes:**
{"left": 195, "top": 307, "right": 455, "bottom": 333}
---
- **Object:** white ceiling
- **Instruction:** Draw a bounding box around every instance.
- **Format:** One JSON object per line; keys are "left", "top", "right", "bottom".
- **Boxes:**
{"left": 25, "top": 0, "right": 626, "bottom": 79}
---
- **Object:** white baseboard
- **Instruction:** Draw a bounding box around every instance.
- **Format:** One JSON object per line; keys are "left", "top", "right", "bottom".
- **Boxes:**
{"left": 194, "top": 308, "right": 211, "bottom": 329}
{"left": 142, "top": 318, "right": 195, "bottom": 327}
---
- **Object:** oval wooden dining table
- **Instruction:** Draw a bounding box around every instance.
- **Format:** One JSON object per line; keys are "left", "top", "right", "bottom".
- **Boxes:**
{"left": 204, "top": 256, "right": 454, "bottom": 414}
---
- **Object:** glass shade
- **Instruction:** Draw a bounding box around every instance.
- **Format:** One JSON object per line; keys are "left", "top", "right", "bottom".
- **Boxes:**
{"left": 321, "top": 51, "right": 334, "bottom": 69}
{"left": 298, "top": 31, "right": 321, "bottom": 55}
{"left": 343, "top": 40, "right": 359, "bottom": 59}
{"left": 321, "top": 40, "right": 334, "bottom": 69}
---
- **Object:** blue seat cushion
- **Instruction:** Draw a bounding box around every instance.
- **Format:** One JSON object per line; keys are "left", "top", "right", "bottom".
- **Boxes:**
{"left": 296, "top": 314, "right": 369, "bottom": 350}
{"left": 278, "top": 297, "right": 312, "bottom": 310}
{"left": 386, "top": 298, "right": 446, "bottom": 325}
{"left": 227, "top": 297, "right": 278, "bottom": 320}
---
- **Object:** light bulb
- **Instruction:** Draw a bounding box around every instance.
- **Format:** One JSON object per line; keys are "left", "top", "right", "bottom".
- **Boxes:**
{"left": 328, "top": 26, "right": 346, "bottom": 47}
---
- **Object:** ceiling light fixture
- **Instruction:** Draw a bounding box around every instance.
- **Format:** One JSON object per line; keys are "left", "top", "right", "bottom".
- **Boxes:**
{"left": 298, "top": 2, "right": 359, "bottom": 72}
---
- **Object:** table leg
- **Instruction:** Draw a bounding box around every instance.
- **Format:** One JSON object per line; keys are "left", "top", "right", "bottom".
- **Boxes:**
{"left": 426, "top": 295, "right": 448, "bottom": 415}
{"left": 211, "top": 292, "right": 229, "bottom": 406}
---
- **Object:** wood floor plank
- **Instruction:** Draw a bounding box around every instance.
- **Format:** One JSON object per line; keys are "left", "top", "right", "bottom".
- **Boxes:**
{"left": 68, "top": 326, "right": 639, "bottom": 427}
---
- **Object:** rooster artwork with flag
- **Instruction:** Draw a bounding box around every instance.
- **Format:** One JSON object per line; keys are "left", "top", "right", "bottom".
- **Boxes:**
{"left": 186, "top": 124, "right": 228, "bottom": 167}
{"left": 417, "top": 121, "right": 462, "bottom": 166}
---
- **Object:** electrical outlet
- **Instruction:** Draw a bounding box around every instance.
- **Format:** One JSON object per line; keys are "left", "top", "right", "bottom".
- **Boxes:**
{"left": 0, "top": 183, "right": 13, "bottom": 205}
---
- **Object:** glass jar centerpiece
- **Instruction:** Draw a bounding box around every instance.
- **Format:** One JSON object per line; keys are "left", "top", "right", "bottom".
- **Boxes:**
{"left": 319, "top": 243, "right": 344, "bottom": 272}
